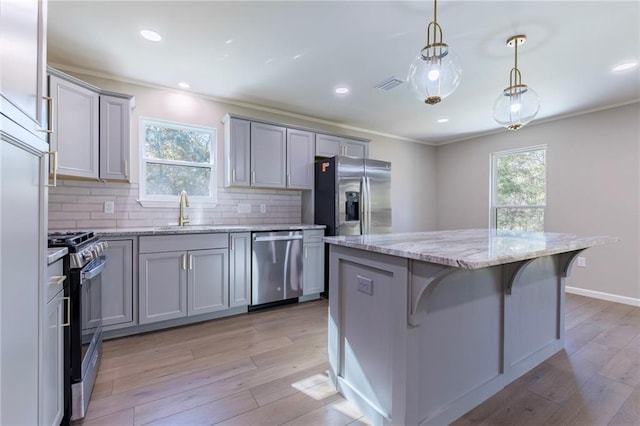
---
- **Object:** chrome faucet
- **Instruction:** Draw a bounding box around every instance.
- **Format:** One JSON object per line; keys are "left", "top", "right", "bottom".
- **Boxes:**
{"left": 178, "top": 190, "right": 190, "bottom": 226}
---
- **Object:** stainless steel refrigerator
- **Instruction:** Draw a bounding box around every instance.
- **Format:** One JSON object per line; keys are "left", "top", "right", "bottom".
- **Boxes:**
{"left": 314, "top": 156, "right": 392, "bottom": 237}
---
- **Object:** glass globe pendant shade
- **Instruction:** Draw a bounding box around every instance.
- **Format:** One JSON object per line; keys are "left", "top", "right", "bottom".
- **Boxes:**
{"left": 407, "top": 43, "right": 462, "bottom": 105}
{"left": 493, "top": 85, "right": 540, "bottom": 131}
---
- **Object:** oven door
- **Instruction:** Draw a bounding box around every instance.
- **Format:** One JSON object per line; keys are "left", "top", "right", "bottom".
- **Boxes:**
{"left": 80, "top": 255, "right": 106, "bottom": 376}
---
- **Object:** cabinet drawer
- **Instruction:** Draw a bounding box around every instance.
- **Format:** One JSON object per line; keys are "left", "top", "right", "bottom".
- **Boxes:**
{"left": 303, "top": 229, "right": 325, "bottom": 243}
{"left": 139, "top": 233, "right": 228, "bottom": 253}
{"left": 47, "top": 259, "right": 65, "bottom": 302}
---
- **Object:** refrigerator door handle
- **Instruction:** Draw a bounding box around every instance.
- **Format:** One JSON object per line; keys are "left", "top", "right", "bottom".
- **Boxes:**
{"left": 360, "top": 176, "right": 366, "bottom": 234}
{"left": 366, "top": 176, "right": 372, "bottom": 235}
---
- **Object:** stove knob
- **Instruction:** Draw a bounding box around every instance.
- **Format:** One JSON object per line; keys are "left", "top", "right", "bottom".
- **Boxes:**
{"left": 83, "top": 251, "right": 93, "bottom": 261}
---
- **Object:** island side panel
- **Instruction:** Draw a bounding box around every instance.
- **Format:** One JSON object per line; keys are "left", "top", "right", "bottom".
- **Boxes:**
{"left": 328, "top": 244, "right": 410, "bottom": 425}
{"left": 410, "top": 262, "right": 505, "bottom": 425}
{"left": 504, "top": 255, "right": 565, "bottom": 382}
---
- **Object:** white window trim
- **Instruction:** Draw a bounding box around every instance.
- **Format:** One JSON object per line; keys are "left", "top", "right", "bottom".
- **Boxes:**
{"left": 489, "top": 145, "right": 547, "bottom": 230}
{"left": 138, "top": 117, "right": 217, "bottom": 208}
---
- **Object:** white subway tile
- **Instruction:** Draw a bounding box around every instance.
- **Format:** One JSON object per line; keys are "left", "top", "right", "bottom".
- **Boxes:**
{"left": 77, "top": 219, "right": 117, "bottom": 229}
{"left": 49, "top": 220, "right": 77, "bottom": 230}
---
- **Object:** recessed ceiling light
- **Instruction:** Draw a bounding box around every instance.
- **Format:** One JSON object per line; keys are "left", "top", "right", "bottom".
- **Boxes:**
{"left": 437, "top": 118, "right": 449, "bottom": 123}
{"left": 139, "top": 29, "right": 162, "bottom": 42}
{"left": 335, "top": 87, "right": 349, "bottom": 95}
{"left": 612, "top": 61, "right": 638, "bottom": 73}
{"left": 178, "top": 82, "right": 190, "bottom": 89}
{"left": 225, "top": 39, "right": 233, "bottom": 44}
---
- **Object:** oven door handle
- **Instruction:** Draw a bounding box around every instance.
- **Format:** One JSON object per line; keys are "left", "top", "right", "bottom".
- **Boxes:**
{"left": 81, "top": 257, "right": 107, "bottom": 282}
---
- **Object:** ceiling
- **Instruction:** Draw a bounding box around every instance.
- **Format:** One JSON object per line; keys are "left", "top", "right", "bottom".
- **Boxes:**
{"left": 47, "top": 1, "right": 640, "bottom": 145}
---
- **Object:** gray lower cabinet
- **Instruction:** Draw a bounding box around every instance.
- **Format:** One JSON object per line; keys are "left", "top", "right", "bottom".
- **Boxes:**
{"left": 42, "top": 259, "right": 66, "bottom": 426}
{"left": 229, "top": 233, "right": 251, "bottom": 307}
{"left": 188, "top": 248, "right": 229, "bottom": 316}
{"left": 138, "top": 233, "right": 230, "bottom": 325}
{"left": 303, "top": 230, "right": 325, "bottom": 295}
{"left": 102, "top": 238, "right": 136, "bottom": 329}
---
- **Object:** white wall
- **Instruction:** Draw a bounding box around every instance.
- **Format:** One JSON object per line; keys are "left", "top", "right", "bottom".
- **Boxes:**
{"left": 435, "top": 103, "right": 640, "bottom": 302}
{"left": 58, "top": 70, "right": 436, "bottom": 232}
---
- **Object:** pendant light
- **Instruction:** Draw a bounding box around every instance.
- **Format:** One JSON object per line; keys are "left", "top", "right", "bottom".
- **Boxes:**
{"left": 493, "top": 35, "right": 540, "bottom": 130}
{"left": 407, "top": 0, "right": 462, "bottom": 105}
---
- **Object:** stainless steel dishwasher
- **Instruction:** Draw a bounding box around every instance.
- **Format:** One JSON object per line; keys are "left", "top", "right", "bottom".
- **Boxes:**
{"left": 251, "top": 230, "right": 304, "bottom": 307}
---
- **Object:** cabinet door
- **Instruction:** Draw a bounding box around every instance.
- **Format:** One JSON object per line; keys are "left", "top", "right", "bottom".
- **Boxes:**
{"left": 303, "top": 242, "right": 325, "bottom": 295}
{"left": 224, "top": 117, "right": 251, "bottom": 187}
{"left": 343, "top": 139, "right": 368, "bottom": 158}
{"left": 0, "top": 0, "right": 48, "bottom": 142}
{"left": 286, "top": 129, "right": 315, "bottom": 190}
{"left": 0, "top": 132, "right": 46, "bottom": 426}
{"left": 187, "top": 248, "right": 229, "bottom": 316}
{"left": 99, "top": 95, "right": 131, "bottom": 181}
{"left": 41, "top": 291, "right": 65, "bottom": 426}
{"left": 250, "top": 122, "right": 286, "bottom": 188}
{"left": 229, "top": 233, "right": 251, "bottom": 307}
{"left": 102, "top": 239, "right": 135, "bottom": 328}
{"left": 316, "top": 134, "right": 342, "bottom": 158}
{"left": 139, "top": 252, "right": 187, "bottom": 324}
{"left": 49, "top": 74, "right": 99, "bottom": 179}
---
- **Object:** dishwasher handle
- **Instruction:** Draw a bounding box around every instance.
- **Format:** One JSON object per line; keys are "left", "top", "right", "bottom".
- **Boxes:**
{"left": 254, "top": 234, "right": 303, "bottom": 242}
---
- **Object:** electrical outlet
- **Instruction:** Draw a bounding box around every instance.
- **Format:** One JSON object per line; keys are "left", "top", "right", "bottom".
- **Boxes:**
{"left": 237, "top": 203, "right": 251, "bottom": 214}
{"left": 357, "top": 275, "right": 373, "bottom": 296}
{"left": 260, "top": 204, "right": 267, "bottom": 213}
{"left": 577, "top": 256, "right": 586, "bottom": 267}
{"left": 104, "top": 201, "right": 115, "bottom": 214}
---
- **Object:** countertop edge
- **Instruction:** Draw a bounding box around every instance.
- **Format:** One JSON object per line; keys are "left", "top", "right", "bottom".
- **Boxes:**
{"left": 47, "top": 247, "right": 68, "bottom": 265}
{"left": 82, "top": 224, "right": 326, "bottom": 237}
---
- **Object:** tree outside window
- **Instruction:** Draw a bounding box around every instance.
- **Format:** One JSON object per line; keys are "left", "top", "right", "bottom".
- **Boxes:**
{"left": 491, "top": 146, "right": 546, "bottom": 231}
{"left": 140, "top": 118, "right": 216, "bottom": 205}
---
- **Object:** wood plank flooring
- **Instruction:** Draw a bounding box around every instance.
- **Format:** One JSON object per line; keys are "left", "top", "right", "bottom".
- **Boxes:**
{"left": 77, "top": 294, "right": 640, "bottom": 426}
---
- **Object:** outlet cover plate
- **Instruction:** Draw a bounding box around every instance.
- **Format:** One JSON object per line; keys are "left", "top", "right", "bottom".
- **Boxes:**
{"left": 357, "top": 275, "right": 373, "bottom": 296}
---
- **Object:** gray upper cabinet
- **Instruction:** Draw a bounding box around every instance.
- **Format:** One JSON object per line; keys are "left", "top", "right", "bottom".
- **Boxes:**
{"left": 99, "top": 94, "right": 131, "bottom": 181}
{"left": 251, "top": 122, "right": 287, "bottom": 188}
{"left": 286, "top": 129, "right": 315, "bottom": 190}
{"left": 229, "top": 232, "right": 251, "bottom": 307}
{"left": 224, "top": 116, "right": 251, "bottom": 186}
{"left": 49, "top": 72, "right": 100, "bottom": 179}
{"left": 0, "top": 0, "right": 48, "bottom": 143}
{"left": 316, "top": 133, "right": 369, "bottom": 158}
{"left": 102, "top": 238, "right": 135, "bottom": 329}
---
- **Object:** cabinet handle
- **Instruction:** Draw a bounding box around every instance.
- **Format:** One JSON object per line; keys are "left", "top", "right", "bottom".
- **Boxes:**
{"left": 305, "top": 246, "right": 308, "bottom": 259}
{"left": 45, "top": 151, "right": 58, "bottom": 188}
{"left": 342, "top": 145, "right": 346, "bottom": 156}
{"left": 48, "top": 275, "right": 66, "bottom": 287}
{"left": 252, "top": 170, "right": 256, "bottom": 183}
{"left": 62, "top": 297, "right": 70, "bottom": 327}
{"left": 232, "top": 169, "right": 236, "bottom": 183}
{"left": 230, "top": 236, "right": 234, "bottom": 251}
{"left": 38, "top": 96, "right": 54, "bottom": 134}
{"left": 188, "top": 254, "right": 193, "bottom": 270}
{"left": 182, "top": 254, "right": 187, "bottom": 270}
{"left": 287, "top": 173, "right": 291, "bottom": 187}
{"left": 123, "top": 159, "right": 129, "bottom": 179}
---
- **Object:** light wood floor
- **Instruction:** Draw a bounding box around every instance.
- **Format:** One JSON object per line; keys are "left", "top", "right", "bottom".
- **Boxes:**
{"left": 78, "top": 294, "right": 640, "bottom": 426}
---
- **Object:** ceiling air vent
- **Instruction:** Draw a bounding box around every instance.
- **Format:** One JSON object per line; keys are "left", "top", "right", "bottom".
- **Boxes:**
{"left": 375, "top": 77, "right": 404, "bottom": 91}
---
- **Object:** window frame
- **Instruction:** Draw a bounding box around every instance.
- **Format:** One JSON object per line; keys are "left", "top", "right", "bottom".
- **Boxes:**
{"left": 138, "top": 117, "right": 217, "bottom": 207}
{"left": 489, "top": 145, "right": 547, "bottom": 231}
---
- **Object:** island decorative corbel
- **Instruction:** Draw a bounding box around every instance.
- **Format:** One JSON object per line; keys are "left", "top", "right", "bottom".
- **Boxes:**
{"left": 409, "top": 263, "right": 458, "bottom": 326}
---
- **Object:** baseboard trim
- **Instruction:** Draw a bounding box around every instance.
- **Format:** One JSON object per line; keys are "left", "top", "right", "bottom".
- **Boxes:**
{"left": 566, "top": 286, "right": 640, "bottom": 307}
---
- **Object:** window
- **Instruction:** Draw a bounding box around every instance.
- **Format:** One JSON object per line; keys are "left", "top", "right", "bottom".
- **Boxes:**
{"left": 491, "top": 146, "right": 546, "bottom": 231}
{"left": 139, "top": 118, "right": 216, "bottom": 206}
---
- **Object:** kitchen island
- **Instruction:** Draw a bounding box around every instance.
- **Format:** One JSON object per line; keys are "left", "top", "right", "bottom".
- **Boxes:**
{"left": 324, "top": 229, "right": 617, "bottom": 426}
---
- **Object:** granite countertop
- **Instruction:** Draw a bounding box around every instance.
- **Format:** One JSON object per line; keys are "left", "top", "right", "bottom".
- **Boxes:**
{"left": 47, "top": 247, "right": 68, "bottom": 265}
{"left": 324, "top": 229, "right": 619, "bottom": 269}
{"left": 91, "top": 223, "right": 326, "bottom": 237}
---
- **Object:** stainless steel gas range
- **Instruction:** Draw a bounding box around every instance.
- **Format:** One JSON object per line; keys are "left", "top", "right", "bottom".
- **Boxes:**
{"left": 47, "top": 231, "right": 108, "bottom": 422}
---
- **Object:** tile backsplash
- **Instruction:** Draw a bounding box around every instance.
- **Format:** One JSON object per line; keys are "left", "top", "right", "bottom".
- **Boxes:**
{"left": 49, "top": 180, "right": 302, "bottom": 230}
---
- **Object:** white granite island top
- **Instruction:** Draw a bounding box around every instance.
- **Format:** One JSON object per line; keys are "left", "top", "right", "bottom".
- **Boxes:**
{"left": 324, "top": 229, "right": 618, "bottom": 269}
